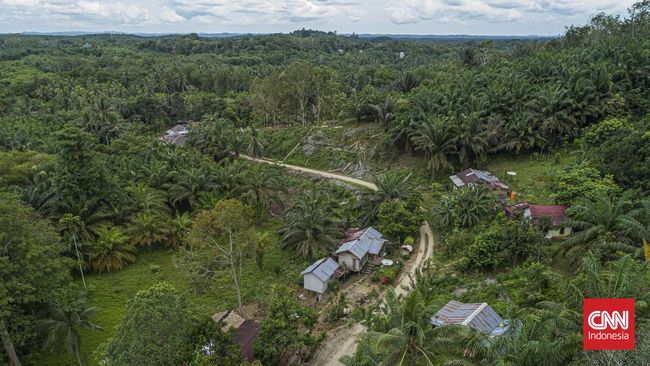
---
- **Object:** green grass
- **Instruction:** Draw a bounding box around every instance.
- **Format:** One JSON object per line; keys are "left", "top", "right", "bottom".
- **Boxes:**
{"left": 484, "top": 150, "right": 575, "bottom": 203}
{"left": 30, "top": 233, "right": 308, "bottom": 366}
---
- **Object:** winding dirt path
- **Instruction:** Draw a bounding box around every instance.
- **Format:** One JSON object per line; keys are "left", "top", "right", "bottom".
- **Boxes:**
{"left": 239, "top": 155, "right": 379, "bottom": 191}
{"left": 241, "top": 154, "right": 434, "bottom": 366}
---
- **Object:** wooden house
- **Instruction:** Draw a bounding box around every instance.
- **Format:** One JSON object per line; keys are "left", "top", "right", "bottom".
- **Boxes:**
{"left": 334, "top": 227, "right": 387, "bottom": 272}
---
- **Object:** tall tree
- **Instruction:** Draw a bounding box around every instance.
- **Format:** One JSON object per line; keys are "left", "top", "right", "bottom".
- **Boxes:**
{"left": 0, "top": 191, "right": 73, "bottom": 366}
{"left": 411, "top": 117, "right": 456, "bottom": 179}
{"left": 186, "top": 199, "right": 252, "bottom": 313}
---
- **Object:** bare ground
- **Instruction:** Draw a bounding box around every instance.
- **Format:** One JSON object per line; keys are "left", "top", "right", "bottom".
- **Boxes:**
{"left": 243, "top": 155, "right": 435, "bottom": 366}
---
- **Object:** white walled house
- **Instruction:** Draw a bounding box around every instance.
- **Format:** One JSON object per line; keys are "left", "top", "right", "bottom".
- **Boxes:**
{"left": 301, "top": 257, "right": 342, "bottom": 294}
{"left": 335, "top": 227, "right": 387, "bottom": 272}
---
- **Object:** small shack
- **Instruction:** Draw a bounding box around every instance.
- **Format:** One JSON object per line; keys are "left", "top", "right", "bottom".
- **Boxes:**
{"left": 449, "top": 168, "right": 510, "bottom": 192}
{"left": 431, "top": 300, "right": 510, "bottom": 337}
{"left": 334, "top": 227, "right": 387, "bottom": 272}
{"left": 300, "top": 257, "right": 343, "bottom": 294}
{"left": 211, "top": 310, "right": 260, "bottom": 362}
{"left": 524, "top": 204, "right": 571, "bottom": 239}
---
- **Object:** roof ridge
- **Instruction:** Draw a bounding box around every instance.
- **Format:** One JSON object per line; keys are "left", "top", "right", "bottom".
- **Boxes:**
{"left": 462, "top": 303, "right": 487, "bottom": 326}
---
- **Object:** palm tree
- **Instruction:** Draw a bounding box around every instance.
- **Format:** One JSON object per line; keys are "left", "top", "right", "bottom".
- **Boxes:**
{"left": 88, "top": 226, "right": 137, "bottom": 273}
{"left": 452, "top": 111, "right": 487, "bottom": 169}
{"left": 237, "top": 165, "right": 283, "bottom": 225}
{"left": 493, "top": 107, "right": 545, "bottom": 154}
{"left": 248, "top": 125, "right": 264, "bottom": 158}
{"left": 168, "top": 212, "right": 192, "bottom": 248}
{"left": 535, "top": 85, "right": 577, "bottom": 147}
{"left": 411, "top": 117, "right": 456, "bottom": 179}
{"left": 124, "top": 182, "right": 170, "bottom": 216}
{"left": 562, "top": 195, "right": 648, "bottom": 257}
{"left": 340, "top": 90, "right": 367, "bottom": 125}
{"left": 433, "top": 186, "right": 492, "bottom": 229}
{"left": 371, "top": 97, "right": 395, "bottom": 132}
{"left": 168, "top": 167, "right": 217, "bottom": 210}
{"left": 279, "top": 191, "right": 340, "bottom": 259}
{"left": 128, "top": 211, "right": 170, "bottom": 247}
{"left": 373, "top": 171, "right": 418, "bottom": 204}
{"left": 40, "top": 294, "right": 102, "bottom": 366}
{"left": 365, "top": 291, "right": 468, "bottom": 365}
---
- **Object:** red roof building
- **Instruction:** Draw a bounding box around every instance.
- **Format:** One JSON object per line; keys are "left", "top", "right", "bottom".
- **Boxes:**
{"left": 526, "top": 204, "right": 567, "bottom": 226}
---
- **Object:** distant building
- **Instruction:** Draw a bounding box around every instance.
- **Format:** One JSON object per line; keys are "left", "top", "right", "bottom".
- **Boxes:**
{"left": 334, "top": 227, "right": 387, "bottom": 272}
{"left": 211, "top": 310, "right": 260, "bottom": 362}
{"left": 166, "top": 123, "right": 189, "bottom": 137}
{"left": 301, "top": 257, "right": 343, "bottom": 294}
{"left": 431, "top": 300, "right": 510, "bottom": 337}
{"left": 524, "top": 204, "right": 572, "bottom": 239}
{"left": 449, "top": 168, "right": 510, "bottom": 191}
{"left": 399, "top": 51, "right": 405, "bottom": 58}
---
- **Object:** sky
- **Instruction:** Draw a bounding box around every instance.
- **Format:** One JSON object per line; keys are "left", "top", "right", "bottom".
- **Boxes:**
{"left": 0, "top": 0, "right": 639, "bottom": 36}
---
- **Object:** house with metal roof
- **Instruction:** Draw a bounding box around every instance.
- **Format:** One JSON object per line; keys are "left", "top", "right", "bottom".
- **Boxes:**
{"left": 301, "top": 257, "right": 343, "bottom": 294}
{"left": 210, "top": 310, "right": 260, "bottom": 362}
{"left": 431, "top": 300, "right": 510, "bottom": 337}
{"left": 523, "top": 204, "right": 572, "bottom": 239}
{"left": 334, "top": 227, "right": 387, "bottom": 272}
{"left": 449, "top": 168, "right": 510, "bottom": 191}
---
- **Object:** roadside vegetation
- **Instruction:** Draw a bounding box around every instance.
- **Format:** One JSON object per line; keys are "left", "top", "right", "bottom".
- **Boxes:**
{"left": 1, "top": 2, "right": 650, "bottom": 366}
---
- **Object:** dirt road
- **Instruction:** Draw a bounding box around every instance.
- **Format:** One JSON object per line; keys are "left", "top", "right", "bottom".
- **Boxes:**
{"left": 239, "top": 155, "right": 379, "bottom": 191}
{"left": 242, "top": 154, "right": 434, "bottom": 366}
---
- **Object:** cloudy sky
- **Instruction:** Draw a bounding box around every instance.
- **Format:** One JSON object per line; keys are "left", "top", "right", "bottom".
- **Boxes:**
{"left": 0, "top": 0, "right": 639, "bottom": 35}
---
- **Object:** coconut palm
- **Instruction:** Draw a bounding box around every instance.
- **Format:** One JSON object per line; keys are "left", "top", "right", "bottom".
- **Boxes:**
{"left": 88, "top": 226, "right": 137, "bottom": 273}
{"left": 411, "top": 117, "right": 456, "bottom": 179}
{"left": 279, "top": 190, "right": 340, "bottom": 259}
{"left": 40, "top": 294, "right": 102, "bottom": 366}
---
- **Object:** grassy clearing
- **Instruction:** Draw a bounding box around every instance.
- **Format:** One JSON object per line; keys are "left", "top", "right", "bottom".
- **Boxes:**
{"left": 30, "top": 228, "right": 307, "bottom": 366}
{"left": 485, "top": 150, "right": 576, "bottom": 203}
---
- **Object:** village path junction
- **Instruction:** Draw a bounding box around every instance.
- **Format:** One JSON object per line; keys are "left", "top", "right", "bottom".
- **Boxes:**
{"left": 241, "top": 154, "right": 436, "bottom": 366}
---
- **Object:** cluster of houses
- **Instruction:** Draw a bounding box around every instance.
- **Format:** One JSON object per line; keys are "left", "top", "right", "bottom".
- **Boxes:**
{"left": 301, "top": 227, "right": 388, "bottom": 298}
{"left": 158, "top": 122, "right": 190, "bottom": 145}
{"left": 450, "top": 168, "right": 571, "bottom": 239}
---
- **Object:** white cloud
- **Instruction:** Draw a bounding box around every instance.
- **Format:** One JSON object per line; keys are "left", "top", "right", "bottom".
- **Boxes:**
{"left": 0, "top": 0, "right": 640, "bottom": 34}
{"left": 388, "top": 0, "right": 636, "bottom": 25}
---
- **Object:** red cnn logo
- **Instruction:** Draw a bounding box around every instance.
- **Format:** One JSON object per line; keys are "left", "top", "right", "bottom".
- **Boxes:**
{"left": 583, "top": 298, "right": 635, "bottom": 350}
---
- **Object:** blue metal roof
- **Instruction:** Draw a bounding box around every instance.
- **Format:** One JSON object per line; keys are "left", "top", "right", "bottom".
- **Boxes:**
{"left": 431, "top": 300, "right": 510, "bottom": 337}
{"left": 300, "top": 257, "right": 340, "bottom": 282}
{"left": 334, "top": 227, "right": 386, "bottom": 259}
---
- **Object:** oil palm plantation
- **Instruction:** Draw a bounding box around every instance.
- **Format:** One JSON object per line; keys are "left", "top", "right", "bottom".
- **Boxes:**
{"left": 248, "top": 125, "right": 264, "bottom": 158}
{"left": 365, "top": 291, "right": 468, "bottom": 366}
{"left": 371, "top": 97, "right": 395, "bottom": 132}
{"left": 168, "top": 212, "right": 192, "bottom": 248}
{"left": 88, "top": 226, "right": 137, "bottom": 273}
{"left": 40, "top": 294, "right": 103, "bottom": 366}
{"left": 128, "top": 211, "right": 170, "bottom": 247}
{"left": 562, "top": 195, "right": 649, "bottom": 258}
{"left": 237, "top": 164, "right": 283, "bottom": 225}
{"left": 279, "top": 190, "right": 340, "bottom": 259}
{"left": 411, "top": 117, "right": 456, "bottom": 179}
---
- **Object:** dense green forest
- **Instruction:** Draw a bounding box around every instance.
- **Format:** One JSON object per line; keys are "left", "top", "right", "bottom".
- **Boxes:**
{"left": 1, "top": 1, "right": 650, "bottom": 366}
